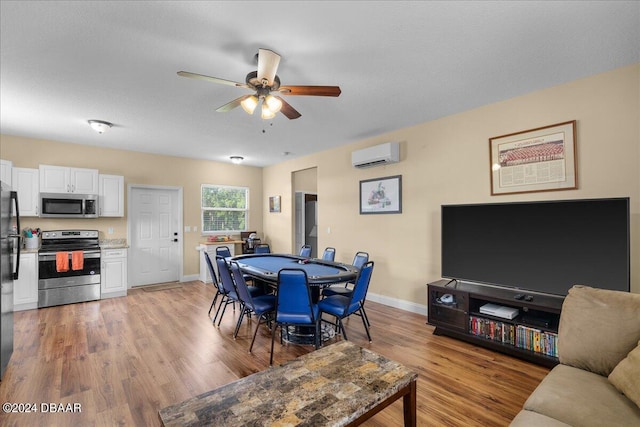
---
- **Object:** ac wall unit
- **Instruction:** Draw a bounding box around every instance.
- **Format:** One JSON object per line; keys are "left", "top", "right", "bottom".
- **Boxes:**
{"left": 351, "top": 142, "right": 400, "bottom": 168}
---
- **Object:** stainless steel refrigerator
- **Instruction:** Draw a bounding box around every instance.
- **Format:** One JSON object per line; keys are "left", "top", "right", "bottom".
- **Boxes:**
{"left": 0, "top": 181, "right": 20, "bottom": 380}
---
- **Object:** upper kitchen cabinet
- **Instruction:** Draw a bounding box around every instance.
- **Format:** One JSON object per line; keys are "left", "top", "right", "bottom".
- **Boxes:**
{"left": 99, "top": 174, "right": 124, "bottom": 217}
{"left": 0, "top": 159, "right": 13, "bottom": 186}
{"left": 39, "top": 164, "right": 99, "bottom": 194}
{"left": 11, "top": 167, "right": 39, "bottom": 217}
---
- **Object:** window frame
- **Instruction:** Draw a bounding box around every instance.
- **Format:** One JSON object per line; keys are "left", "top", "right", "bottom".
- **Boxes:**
{"left": 201, "top": 184, "right": 250, "bottom": 235}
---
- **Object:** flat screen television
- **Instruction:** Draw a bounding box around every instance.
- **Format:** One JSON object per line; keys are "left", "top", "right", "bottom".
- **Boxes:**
{"left": 441, "top": 197, "right": 630, "bottom": 296}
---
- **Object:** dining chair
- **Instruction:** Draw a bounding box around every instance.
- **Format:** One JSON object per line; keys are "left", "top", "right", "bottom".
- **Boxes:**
{"left": 321, "top": 251, "right": 369, "bottom": 298}
{"left": 299, "top": 244, "right": 312, "bottom": 257}
{"left": 229, "top": 261, "right": 276, "bottom": 349}
{"left": 318, "top": 261, "right": 374, "bottom": 342}
{"left": 213, "top": 256, "right": 263, "bottom": 328}
{"left": 215, "top": 245, "right": 232, "bottom": 258}
{"left": 203, "top": 251, "right": 224, "bottom": 317}
{"left": 321, "top": 247, "right": 336, "bottom": 261}
{"left": 270, "top": 268, "right": 320, "bottom": 365}
{"left": 255, "top": 243, "right": 271, "bottom": 254}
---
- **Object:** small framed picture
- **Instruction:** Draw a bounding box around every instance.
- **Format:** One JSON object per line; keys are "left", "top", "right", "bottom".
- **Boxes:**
{"left": 359, "top": 175, "right": 402, "bottom": 214}
{"left": 269, "top": 195, "right": 281, "bottom": 213}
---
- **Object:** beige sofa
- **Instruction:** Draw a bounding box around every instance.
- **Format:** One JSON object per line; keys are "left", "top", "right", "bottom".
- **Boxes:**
{"left": 511, "top": 285, "right": 640, "bottom": 427}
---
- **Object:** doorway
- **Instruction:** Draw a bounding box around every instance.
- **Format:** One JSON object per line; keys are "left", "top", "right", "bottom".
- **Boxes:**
{"left": 294, "top": 192, "right": 318, "bottom": 257}
{"left": 128, "top": 185, "right": 183, "bottom": 287}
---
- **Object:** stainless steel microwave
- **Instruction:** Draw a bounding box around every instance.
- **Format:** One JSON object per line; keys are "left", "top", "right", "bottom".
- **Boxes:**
{"left": 40, "top": 193, "right": 99, "bottom": 218}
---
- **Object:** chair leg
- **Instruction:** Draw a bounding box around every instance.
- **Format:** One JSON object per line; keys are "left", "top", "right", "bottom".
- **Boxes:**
{"left": 212, "top": 295, "right": 226, "bottom": 325}
{"left": 359, "top": 307, "right": 372, "bottom": 342}
{"left": 361, "top": 305, "right": 371, "bottom": 327}
{"left": 339, "top": 318, "right": 348, "bottom": 341}
{"left": 234, "top": 306, "right": 247, "bottom": 339}
{"left": 270, "top": 321, "right": 279, "bottom": 365}
{"left": 217, "top": 299, "right": 231, "bottom": 327}
{"left": 249, "top": 313, "right": 266, "bottom": 353}
{"left": 208, "top": 291, "right": 219, "bottom": 316}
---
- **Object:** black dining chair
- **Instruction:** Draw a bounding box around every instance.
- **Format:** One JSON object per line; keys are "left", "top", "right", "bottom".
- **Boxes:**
{"left": 321, "top": 247, "right": 336, "bottom": 261}
{"left": 270, "top": 269, "right": 321, "bottom": 365}
{"left": 229, "top": 261, "right": 276, "bottom": 349}
{"left": 255, "top": 243, "right": 271, "bottom": 254}
{"left": 318, "top": 261, "right": 374, "bottom": 342}
{"left": 203, "top": 251, "right": 224, "bottom": 317}
{"left": 299, "top": 244, "right": 312, "bottom": 257}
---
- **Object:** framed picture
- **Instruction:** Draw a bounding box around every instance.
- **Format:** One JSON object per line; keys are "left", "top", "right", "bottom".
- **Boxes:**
{"left": 359, "top": 175, "right": 402, "bottom": 214}
{"left": 489, "top": 120, "right": 577, "bottom": 195}
{"left": 269, "top": 196, "right": 281, "bottom": 213}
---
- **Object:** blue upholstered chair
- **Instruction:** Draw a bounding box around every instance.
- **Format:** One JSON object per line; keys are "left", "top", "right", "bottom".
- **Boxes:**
{"left": 270, "top": 269, "right": 320, "bottom": 365}
{"left": 321, "top": 251, "right": 369, "bottom": 298}
{"left": 213, "top": 256, "right": 263, "bottom": 329}
{"left": 299, "top": 244, "right": 312, "bottom": 257}
{"left": 229, "top": 261, "right": 276, "bottom": 348}
{"left": 318, "top": 261, "right": 374, "bottom": 342}
{"left": 215, "top": 245, "right": 232, "bottom": 258}
{"left": 255, "top": 244, "right": 271, "bottom": 254}
{"left": 204, "top": 251, "right": 224, "bottom": 317}
{"left": 321, "top": 247, "right": 336, "bottom": 261}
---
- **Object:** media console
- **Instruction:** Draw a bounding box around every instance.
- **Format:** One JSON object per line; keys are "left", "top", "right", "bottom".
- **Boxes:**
{"left": 427, "top": 279, "right": 565, "bottom": 367}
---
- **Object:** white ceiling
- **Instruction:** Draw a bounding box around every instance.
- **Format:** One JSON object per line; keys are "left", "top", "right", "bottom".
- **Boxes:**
{"left": 1, "top": 1, "right": 638, "bottom": 167}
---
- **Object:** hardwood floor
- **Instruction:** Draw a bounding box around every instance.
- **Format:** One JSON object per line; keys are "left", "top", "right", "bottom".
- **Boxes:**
{"left": 0, "top": 281, "right": 549, "bottom": 426}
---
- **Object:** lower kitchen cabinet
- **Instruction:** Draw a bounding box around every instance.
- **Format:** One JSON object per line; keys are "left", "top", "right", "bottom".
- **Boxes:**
{"left": 101, "top": 248, "right": 128, "bottom": 298}
{"left": 14, "top": 252, "right": 38, "bottom": 311}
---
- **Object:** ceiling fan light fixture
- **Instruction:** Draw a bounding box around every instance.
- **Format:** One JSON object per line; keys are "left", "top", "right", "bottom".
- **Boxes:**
{"left": 264, "top": 94, "right": 282, "bottom": 113}
{"left": 261, "top": 102, "right": 276, "bottom": 120}
{"left": 88, "top": 120, "right": 112, "bottom": 134}
{"left": 230, "top": 156, "right": 244, "bottom": 164}
{"left": 241, "top": 95, "right": 259, "bottom": 114}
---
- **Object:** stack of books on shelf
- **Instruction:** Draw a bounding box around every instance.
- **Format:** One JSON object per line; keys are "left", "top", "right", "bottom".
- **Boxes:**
{"left": 469, "top": 315, "right": 515, "bottom": 345}
{"left": 515, "top": 325, "right": 558, "bottom": 358}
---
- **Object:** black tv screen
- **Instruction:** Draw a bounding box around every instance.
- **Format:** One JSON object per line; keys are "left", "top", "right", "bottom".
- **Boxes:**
{"left": 441, "top": 198, "right": 630, "bottom": 296}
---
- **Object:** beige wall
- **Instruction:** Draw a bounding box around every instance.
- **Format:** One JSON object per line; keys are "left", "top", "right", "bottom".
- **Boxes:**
{"left": 0, "top": 137, "right": 263, "bottom": 278}
{"left": 263, "top": 64, "right": 640, "bottom": 303}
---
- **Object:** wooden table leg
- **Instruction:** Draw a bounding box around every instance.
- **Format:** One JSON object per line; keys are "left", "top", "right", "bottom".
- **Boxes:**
{"left": 403, "top": 379, "right": 417, "bottom": 427}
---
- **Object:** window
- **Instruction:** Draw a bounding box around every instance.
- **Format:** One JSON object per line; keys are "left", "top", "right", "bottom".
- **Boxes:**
{"left": 201, "top": 184, "right": 249, "bottom": 233}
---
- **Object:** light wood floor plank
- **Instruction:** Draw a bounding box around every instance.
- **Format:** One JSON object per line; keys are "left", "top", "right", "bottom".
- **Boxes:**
{"left": 0, "top": 281, "right": 548, "bottom": 426}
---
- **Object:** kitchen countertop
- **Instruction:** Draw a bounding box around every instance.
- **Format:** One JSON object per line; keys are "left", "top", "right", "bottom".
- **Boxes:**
{"left": 99, "top": 239, "right": 128, "bottom": 249}
{"left": 199, "top": 240, "right": 243, "bottom": 245}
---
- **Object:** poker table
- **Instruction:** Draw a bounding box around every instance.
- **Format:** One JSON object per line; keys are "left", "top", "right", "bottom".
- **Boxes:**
{"left": 229, "top": 253, "right": 358, "bottom": 286}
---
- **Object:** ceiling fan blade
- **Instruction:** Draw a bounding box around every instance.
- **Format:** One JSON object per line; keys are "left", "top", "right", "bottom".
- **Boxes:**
{"left": 257, "top": 48, "right": 281, "bottom": 87}
{"left": 278, "top": 85, "right": 341, "bottom": 97}
{"left": 276, "top": 97, "right": 302, "bottom": 120}
{"left": 177, "top": 71, "right": 249, "bottom": 88}
{"left": 216, "top": 95, "right": 251, "bottom": 112}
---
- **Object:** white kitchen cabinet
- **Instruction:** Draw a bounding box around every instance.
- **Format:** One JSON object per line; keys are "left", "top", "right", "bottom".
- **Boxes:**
{"left": 101, "top": 248, "right": 128, "bottom": 298}
{"left": 0, "top": 159, "right": 12, "bottom": 186}
{"left": 39, "top": 164, "right": 99, "bottom": 194}
{"left": 14, "top": 252, "right": 38, "bottom": 311}
{"left": 99, "top": 174, "right": 124, "bottom": 217}
{"left": 11, "top": 167, "right": 40, "bottom": 217}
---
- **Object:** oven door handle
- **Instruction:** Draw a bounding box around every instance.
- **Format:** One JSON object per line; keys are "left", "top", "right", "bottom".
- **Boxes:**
{"left": 39, "top": 251, "right": 101, "bottom": 260}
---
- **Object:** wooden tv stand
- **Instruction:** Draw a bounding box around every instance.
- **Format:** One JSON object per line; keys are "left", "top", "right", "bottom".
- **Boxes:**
{"left": 426, "top": 280, "right": 565, "bottom": 367}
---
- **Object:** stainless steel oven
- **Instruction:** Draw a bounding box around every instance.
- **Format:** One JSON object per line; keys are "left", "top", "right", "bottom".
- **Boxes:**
{"left": 38, "top": 230, "right": 101, "bottom": 308}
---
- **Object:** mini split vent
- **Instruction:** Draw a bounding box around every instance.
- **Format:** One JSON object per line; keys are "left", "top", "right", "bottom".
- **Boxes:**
{"left": 351, "top": 142, "right": 400, "bottom": 168}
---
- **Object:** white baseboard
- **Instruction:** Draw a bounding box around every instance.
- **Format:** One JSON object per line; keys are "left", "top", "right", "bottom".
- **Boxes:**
{"left": 366, "top": 292, "right": 427, "bottom": 316}
{"left": 181, "top": 274, "right": 200, "bottom": 282}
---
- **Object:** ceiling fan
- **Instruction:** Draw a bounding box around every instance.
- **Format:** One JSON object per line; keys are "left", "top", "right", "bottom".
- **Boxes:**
{"left": 177, "top": 48, "right": 341, "bottom": 120}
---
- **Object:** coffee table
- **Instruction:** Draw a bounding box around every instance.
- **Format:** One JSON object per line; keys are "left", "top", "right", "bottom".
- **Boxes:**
{"left": 158, "top": 341, "right": 418, "bottom": 426}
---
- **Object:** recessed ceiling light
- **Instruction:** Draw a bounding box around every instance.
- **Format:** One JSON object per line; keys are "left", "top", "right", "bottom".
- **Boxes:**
{"left": 88, "top": 120, "right": 112, "bottom": 134}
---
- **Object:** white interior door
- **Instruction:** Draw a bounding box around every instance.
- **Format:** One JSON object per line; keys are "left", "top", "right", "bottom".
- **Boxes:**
{"left": 129, "top": 186, "right": 182, "bottom": 286}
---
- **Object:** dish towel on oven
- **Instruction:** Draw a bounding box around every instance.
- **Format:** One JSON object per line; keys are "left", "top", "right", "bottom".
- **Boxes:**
{"left": 56, "top": 252, "right": 69, "bottom": 273}
{"left": 71, "top": 251, "right": 84, "bottom": 271}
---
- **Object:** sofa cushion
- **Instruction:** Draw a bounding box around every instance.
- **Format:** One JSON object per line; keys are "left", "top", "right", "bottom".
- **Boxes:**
{"left": 523, "top": 364, "right": 640, "bottom": 427}
{"left": 558, "top": 285, "right": 640, "bottom": 376}
{"left": 510, "top": 410, "right": 571, "bottom": 426}
{"left": 609, "top": 340, "right": 640, "bottom": 408}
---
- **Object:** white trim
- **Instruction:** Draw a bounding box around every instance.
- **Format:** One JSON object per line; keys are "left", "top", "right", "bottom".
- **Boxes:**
{"left": 366, "top": 292, "right": 427, "bottom": 316}
{"left": 127, "top": 184, "right": 185, "bottom": 284}
{"left": 181, "top": 274, "right": 200, "bottom": 282}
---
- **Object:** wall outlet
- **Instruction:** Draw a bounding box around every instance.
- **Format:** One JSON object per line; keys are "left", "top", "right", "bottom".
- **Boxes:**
{"left": 193, "top": 226, "right": 197, "bottom": 232}
{"left": 108, "top": 227, "right": 114, "bottom": 234}
{"left": 185, "top": 225, "right": 191, "bottom": 232}
{"left": 327, "top": 226, "right": 331, "bottom": 234}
